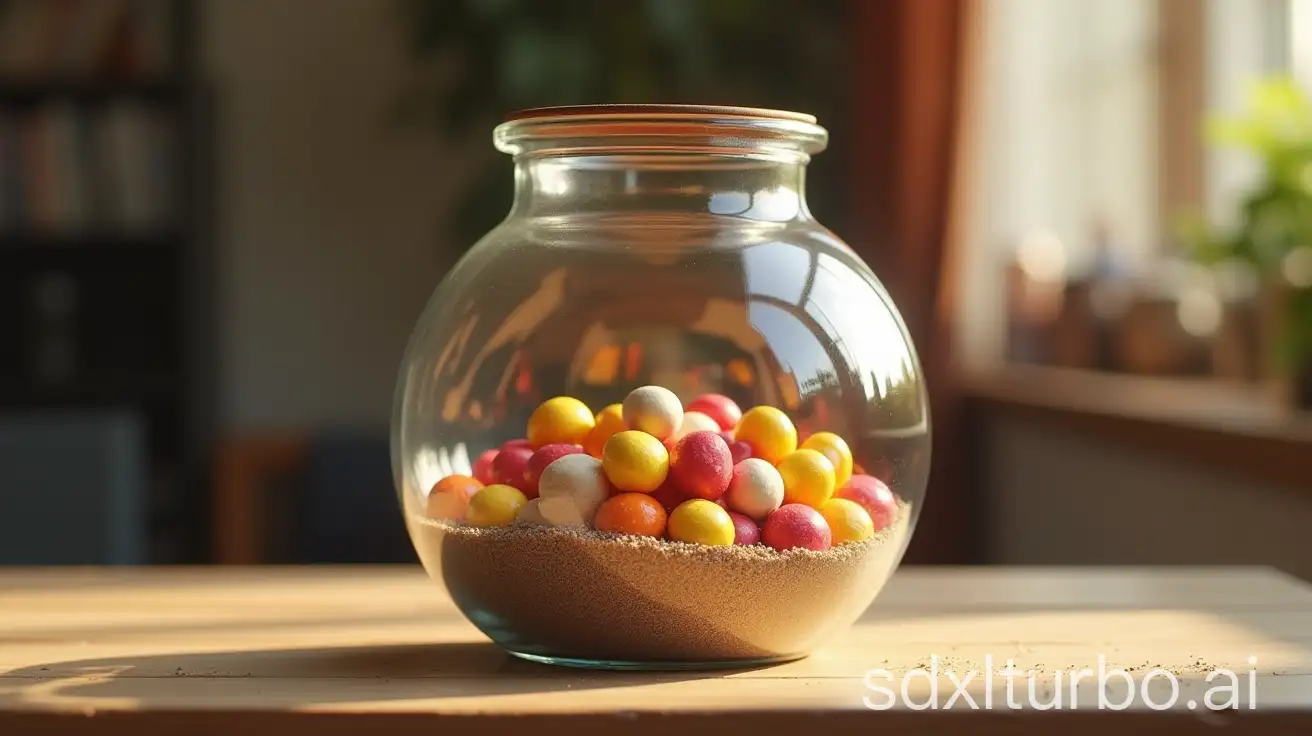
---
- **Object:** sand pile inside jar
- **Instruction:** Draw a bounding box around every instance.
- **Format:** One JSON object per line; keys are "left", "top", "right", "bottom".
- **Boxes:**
{"left": 407, "top": 501, "right": 911, "bottom": 663}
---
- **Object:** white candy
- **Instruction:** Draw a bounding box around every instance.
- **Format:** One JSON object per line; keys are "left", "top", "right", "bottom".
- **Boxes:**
{"left": 537, "top": 454, "right": 610, "bottom": 527}
{"left": 670, "top": 410, "right": 720, "bottom": 441}
{"left": 516, "top": 498, "right": 547, "bottom": 526}
{"left": 724, "top": 457, "right": 785, "bottom": 521}
{"left": 622, "top": 385, "right": 684, "bottom": 440}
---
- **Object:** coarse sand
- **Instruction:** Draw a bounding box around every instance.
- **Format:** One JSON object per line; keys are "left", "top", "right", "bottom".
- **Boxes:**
{"left": 406, "top": 501, "right": 912, "bottom": 664}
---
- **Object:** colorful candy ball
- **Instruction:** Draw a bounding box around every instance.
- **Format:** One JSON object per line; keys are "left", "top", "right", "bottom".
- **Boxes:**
{"left": 820, "top": 498, "right": 875, "bottom": 545}
{"left": 723, "top": 457, "right": 785, "bottom": 521}
{"left": 527, "top": 396, "right": 596, "bottom": 448}
{"left": 537, "top": 454, "right": 611, "bottom": 527}
{"left": 584, "top": 403, "right": 626, "bottom": 458}
{"left": 622, "top": 385, "right": 684, "bottom": 440}
{"left": 671, "top": 410, "right": 721, "bottom": 441}
{"left": 734, "top": 405, "right": 797, "bottom": 465}
{"left": 762, "top": 503, "right": 832, "bottom": 552}
{"left": 465, "top": 484, "right": 528, "bottom": 527}
{"left": 686, "top": 393, "right": 743, "bottom": 432}
{"left": 492, "top": 445, "right": 534, "bottom": 490}
{"left": 594, "top": 493, "right": 668, "bottom": 538}
{"left": 425, "top": 474, "right": 484, "bottom": 520}
{"left": 502, "top": 438, "right": 533, "bottom": 452}
{"left": 669, "top": 430, "right": 733, "bottom": 500}
{"left": 602, "top": 430, "right": 670, "bottom": 493}
{"left": 835, "top": 474, "right": 899, "bottom": 531}
{"left": 667, "top": 499, "right": 735, "bottom": 546}
{"left": 472, "top": 449, "right": 499, "bottom": 485}
{"left": 777, "top": 449, "right": 836, "bottom": 508}
{"left": 517, "top": 498, "right": 547, "bottom": 525}
{"left": 728, "top": 511, "right": 761, "bottom": 546}
{"left": 522, "top": 443, "right": 585, "bottom": 498}
{"left": 801, "top": 431, "right": 854, "bottom": 488}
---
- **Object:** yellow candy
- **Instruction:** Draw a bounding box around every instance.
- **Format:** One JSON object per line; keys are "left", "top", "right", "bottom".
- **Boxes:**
{"left": 584, "top": 403, "right": 626, "bottom": 458}
{"left": 602, "top": 430, "right": 669, "bottom": 493}
{"left": 777, "top": 449, "right": 835, "bottom": 508}
{"left": 802, "top": 432, "right": 853, "bottom": 488}
{"left": 465, "top": 484, "right": 528, "bottom": 527}
{"left": 820, "top": 498, "right": 875, "bottom": 545}
{"left": 527, "top": 396, "right": 595, "bottom": 448}
{"left": 735, "top": 406, "right": 797, "bottom": 465}
{"left": 667, "top": 499, "right": 735, "bottom": 546}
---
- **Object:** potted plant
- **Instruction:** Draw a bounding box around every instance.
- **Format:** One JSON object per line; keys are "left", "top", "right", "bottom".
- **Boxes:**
{"left": 1180, "top": 76, "right": 1312, "bottom": 409}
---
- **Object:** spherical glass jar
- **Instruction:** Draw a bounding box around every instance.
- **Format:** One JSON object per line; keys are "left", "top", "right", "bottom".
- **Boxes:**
{"left": 392, "top": 105, "right": 929, "bottom": 670}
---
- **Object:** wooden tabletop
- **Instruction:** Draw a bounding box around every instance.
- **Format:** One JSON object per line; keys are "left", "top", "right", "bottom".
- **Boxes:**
{"left": 2, "top": 565, "right": 1311, "bottom": 734}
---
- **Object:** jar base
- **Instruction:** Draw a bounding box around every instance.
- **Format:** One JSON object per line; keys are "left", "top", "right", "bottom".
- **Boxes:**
{"left": 506, "top": 648, "right": 807, "bottom": 671}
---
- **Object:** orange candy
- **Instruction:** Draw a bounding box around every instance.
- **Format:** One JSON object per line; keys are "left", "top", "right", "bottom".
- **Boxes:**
{"left": 594, "top": 493, "right": 668, "bottom": 538}
{"left": 584, "top": 403, "right": 626, "bottom": 458}
{"left": 425, "top": 474, "right": 483, "bottom": 520}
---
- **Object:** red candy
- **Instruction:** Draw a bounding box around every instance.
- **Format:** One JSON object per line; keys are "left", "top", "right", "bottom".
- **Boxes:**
{"left": 686, "top": 394, "right": 743, "bottom": 432}
{"left": 650, "top": 478, "right": 687, "bottom": 514}
{"left": 522, "top": 443, "right": 585, "bottom": 499}
{"left": 728, "top": 511, "right": 761, "bottom": 546}
{"left": 728, "top": 440, "right": 753, "bottom": 465}
{"left": 763, "top": 504, "right": 832, "bottom": 551}
{"left": 669, "top": 430, "right": 732, "bottom": 501}
{"left": 492, "top": 446, "right": 534, "bottom": 491}
{"left": 472, "top": 449, "right": 499, "bottom": 485}
{"left": 834, "top": 474, "right": 899, "bottom": 531}
{"left": 502, "top": 438, "right": 533, "bottom": 451}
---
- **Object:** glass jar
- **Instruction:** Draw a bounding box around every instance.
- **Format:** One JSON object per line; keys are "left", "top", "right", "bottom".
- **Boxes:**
{"left": 392, "top": 105, "right": 929, "bottom": 670}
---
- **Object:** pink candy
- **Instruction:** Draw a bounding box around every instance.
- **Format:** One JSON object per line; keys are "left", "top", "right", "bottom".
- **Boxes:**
{"left": 472, "top": 449, "right": 499, "bottom": 485}
{"left": 669, "top": 430, "right": 732, "bottom": 501}
{"left": 522, "top": 443, "right": 585, "bottom": 499}
{"left": 686, "top": 393, "right": 743, "bottom": 432}
{"left": 834, "top": 474, "right": 899, "bottom": 531}
{"left": 492, "top": 446, "right": 534, "bottom": 491}
{"left": 762, "top": 504, "right": 832, "bottom": 552}
{"left": 728, "top": 511, "right": 761, "bottom": 546}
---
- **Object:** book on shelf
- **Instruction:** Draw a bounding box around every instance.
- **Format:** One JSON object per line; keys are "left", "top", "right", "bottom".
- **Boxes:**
{"left": 0, "top": 100, "right": 177, "bottom": 239}
{"left": 0, "top": 0, "right": 172, "bottom": 81}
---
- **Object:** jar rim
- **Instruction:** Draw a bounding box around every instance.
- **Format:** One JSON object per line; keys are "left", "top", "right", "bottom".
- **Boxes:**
{"left": 494, "top": 104, "right": 828, "bottom": 162}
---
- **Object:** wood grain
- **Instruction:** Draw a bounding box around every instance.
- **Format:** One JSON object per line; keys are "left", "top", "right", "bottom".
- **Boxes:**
{"left": 1, "top": 565, "right": 1310, "bottom": 735}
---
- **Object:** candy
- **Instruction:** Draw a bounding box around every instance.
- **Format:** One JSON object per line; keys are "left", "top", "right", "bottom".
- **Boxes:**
{"left": 465, "top": 484, "right": 527, "bottom": 527}
{"left": 734, "top": 406, "right": 797, "bottom": 464}
{"left": 820, "top": 498, "right": 875, "bottom": 545}
{"left": 670, "top": 410, "right": 721, "bottom": 441}
{"left": 537, "top": 453, "right": 611, "bottom": 527}
{"left": 602, "top": 430, "right": 669, "bottom": 493}
{"left": 723, "top": 457, "right": 784, "bottom": 521}
{"left": 502, "top": 438, "right": 533, "bottom": 451}
{"left": 801, "top": 431, "right": 854, "bottom": 488}
{"left": 667, "top": 499, "right": 735, "bottom": 546}
{"left": 527, "top": 396, "right": 595, "bottom": 448}
{"left": 584, "top": 403, "right": 626, "bottom": 458}
{"left": 728, "top": 511, "right": 761, "bottom": 546}
{"left": 492, "top": 445, "right": 534, "bottom": 490}
{"left": 523, "top": 443, "right": 585, "bottom": 498}
{"left": 650, "top": 477, "right": 688, "bottom": 514}
{"left": 834, "top": 474, "right": 899, "bottom": 531}
{"left": 669, "top": 430, "right": 732, "bottom": 500}
{"left": 425, "top": 474, "right": 484, "bottom": 520}
{"left": 472, "top": 449, "right": 499, "bottom": 485}
{"left": 686, "top": 393, "right": 743, "bottom": 432}
{"left": 517, "top": 498, "right": 548, "bottom": 525}
{"left": 777, "top": 449, "right": 836, "bottom": 508}
{"left": 762, "top": 503, "right": 832, "bottom": 551}
{"left": 728, "top": 439, "right": 753, "bottom": 465}
{"left": 622, "top": 385, "right": 684, "bottom": 440}
{"left": 595, "top": 493, "right": 668, "bottom": 538}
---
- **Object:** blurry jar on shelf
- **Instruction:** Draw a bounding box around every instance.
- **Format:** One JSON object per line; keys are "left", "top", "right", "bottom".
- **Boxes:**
{"left": 390, "top": 105, "right": 931, "bottom": 669}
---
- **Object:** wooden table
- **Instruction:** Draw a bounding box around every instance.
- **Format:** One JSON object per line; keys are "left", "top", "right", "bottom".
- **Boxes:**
{"left": 2, "top": 566, "right": 1311, "bottom": 734}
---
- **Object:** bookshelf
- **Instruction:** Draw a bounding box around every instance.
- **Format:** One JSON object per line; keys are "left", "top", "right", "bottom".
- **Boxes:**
{"left": 0, "top": 0, "right": 213, "bottom": 563}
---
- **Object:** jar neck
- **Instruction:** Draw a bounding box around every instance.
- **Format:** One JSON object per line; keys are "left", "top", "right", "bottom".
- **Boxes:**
{"left": 509, "top": 155, "right": 812, "bottom": 223}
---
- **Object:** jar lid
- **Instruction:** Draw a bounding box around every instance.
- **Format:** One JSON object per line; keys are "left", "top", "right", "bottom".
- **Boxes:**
{"left": 505, "top": 104, "right": 818, "bottom": 125}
